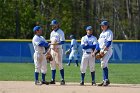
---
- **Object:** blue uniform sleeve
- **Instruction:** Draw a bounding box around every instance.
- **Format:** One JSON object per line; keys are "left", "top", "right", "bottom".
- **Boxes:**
{"left": 38, "top": 41, "right": 49, "bottom": 47}
{"left": 88, "top": 45, "right": 96, "bottom": 49}
{"left": 70, "top": 45, "right": 73, "bottom": 50}
{"left": 58, "top": 41, "right": 65, "bottom": 45}
{"left": 95, "top": 43, "right": 100, "bottom": 50}
{"left": 106, "top": 41, "right": 112, "bottom": 48}
{"left": 81, "top": 44, "right": 90, "bottom": 49}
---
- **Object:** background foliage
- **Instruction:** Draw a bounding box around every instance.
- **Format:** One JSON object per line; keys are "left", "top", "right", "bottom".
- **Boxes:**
{"left": 0, "top": 0, "right": 140, "bottom": 39}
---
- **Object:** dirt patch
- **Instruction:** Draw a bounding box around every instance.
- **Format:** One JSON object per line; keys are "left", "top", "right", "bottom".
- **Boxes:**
{"left": 0, "top": 81, "right": 140, "bottom": 93}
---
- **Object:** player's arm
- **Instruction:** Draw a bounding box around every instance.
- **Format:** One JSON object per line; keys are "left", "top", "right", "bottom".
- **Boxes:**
{"left": 38, "top": 41, "right": 49, "bottom": 48}
{"left": 58, "top": 31, "right": 65, "bottom": 45}
{"left": 102, "top": 32, "right": 113, "bottom": 51}
{"left": 81, "top": 37, "right": 90, "bottom": 49}
{"left": 34, "top": 38, "right": 49, "bottom": 48}
{"left": 92, "top": 38, "right": 100, "bottom": 56}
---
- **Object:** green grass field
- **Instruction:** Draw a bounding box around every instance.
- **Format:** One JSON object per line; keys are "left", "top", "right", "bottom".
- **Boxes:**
{"left": 0, "top": 63, "right": 140, "bottom": 84}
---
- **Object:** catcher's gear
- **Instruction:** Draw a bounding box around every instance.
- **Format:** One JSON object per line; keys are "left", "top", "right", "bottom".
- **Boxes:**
{"left": 45, "top": 53, "right": 53, "bottom": 61}
{"left": 95, "top": 50, "right": 107, "bottom": 59}
{"left": 65, "top": 49, "right": 71, "bottom": 55}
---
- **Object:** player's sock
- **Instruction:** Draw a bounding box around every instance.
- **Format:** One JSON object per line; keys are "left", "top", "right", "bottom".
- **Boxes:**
{"left": 75, "top": 60, "right": 78, "bottom": 66}
{"left": 34, "top": 72, "right": 39, "bottom": 81}
{"left": 41, "top": 73, "right": 46, "bottom": 81}
{"left": 91, "top": 71, "right": 95, "bottom": 82}
{"left": 60, "top": 69, "right": 64, "bottom": 80}
{"left": 103, "top": 67, "right": 108, "bottom": 80}
{"left": 68, "top": 60, "right": 72, "bottom": 65}
{"left": 52, "top": 70, "right": 56, "bottom": 81}
{"left": 81, "top": 73, "right": 85, "bottom": 82}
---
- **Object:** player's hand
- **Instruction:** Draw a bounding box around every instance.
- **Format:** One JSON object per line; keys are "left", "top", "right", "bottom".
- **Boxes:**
{"left": 92, "top": 53, "right": 95, "bottom": 57}
{"left": 100, "top": 52, "right": 104, "bottom": 56}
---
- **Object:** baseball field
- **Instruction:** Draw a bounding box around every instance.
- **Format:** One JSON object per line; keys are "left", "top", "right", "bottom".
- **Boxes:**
{"left": 0, "top": 63, "right": 140, "bottom": 93}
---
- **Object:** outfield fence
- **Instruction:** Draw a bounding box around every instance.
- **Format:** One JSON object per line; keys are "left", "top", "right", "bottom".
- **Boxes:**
{"left": 0, "top": 39, "right": 140, "bottom": 63}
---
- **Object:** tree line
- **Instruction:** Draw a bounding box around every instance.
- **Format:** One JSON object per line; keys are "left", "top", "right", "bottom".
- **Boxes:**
{"left": 0, "top": 0, "right": 140, "bottom": 40}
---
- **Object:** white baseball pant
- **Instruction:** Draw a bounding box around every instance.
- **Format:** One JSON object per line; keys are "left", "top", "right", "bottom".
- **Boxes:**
{"left": 80, "top": 53, "right": 95, "bottom": 73}
{"left": 50, "top": 48, "right": 63, "bottom": 70}
{"left": 100, "top": 49, "right": 113, "bottom": 68}
{"left": 34, "top": 52, "right": 47, "bottom": 74}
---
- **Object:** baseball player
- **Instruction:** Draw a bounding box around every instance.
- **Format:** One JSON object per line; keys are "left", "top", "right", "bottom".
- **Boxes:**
{"left": 49, "top": 19, "right": 65, "bottom": 85}
{"left": 32, "top": 26, "right": 50, "bottom": 85}
{"left": 80, "top": 26, "right": 99, "bottom": 85}
{"left": 97, "top": 21, "right": 113, "bottom": 86}
{"left": 67, "top": 35, "right": 79, "bottom": 67}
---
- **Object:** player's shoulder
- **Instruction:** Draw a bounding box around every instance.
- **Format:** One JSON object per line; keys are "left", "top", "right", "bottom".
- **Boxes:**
{"left": 33, "top": 35, "right": 38, "bottom": 39}
{"left": 57, "top": 28, "right": 64, "bottom": 34}
{"left": 92, "top": 35, "right": 97, "bottom": 40}
{"left": 32, "top": 35, "right": 40, "bottom": 41}
{"left": 106, "top": 29, "right": 113, "bottom": 33}
{"left": 81, "top": 35, "right": 86, "bottom": 39}
{"left": 58, "top": 28, "right": 64, "bottom": 32}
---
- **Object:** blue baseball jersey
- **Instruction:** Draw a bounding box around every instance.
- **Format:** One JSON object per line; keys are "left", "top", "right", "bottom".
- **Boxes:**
{"left": 71, "top": 39, "right": 78, "bottom": 50}
{"left": 50, "top": 28, "right": 65, "bottom": 49}
{"left": 81, "top": 35, "right": 98, "bottom": 53}
{"left": 32, "top": 35, "right": 47, "bottom": 53}
{"left": 98, "top": 29, "right": 113, "bottom": 49}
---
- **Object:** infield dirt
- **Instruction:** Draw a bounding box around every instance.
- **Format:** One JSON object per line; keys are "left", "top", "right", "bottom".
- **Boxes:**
{"left": 0, "top": 81, "right": 140, "bottom": 93}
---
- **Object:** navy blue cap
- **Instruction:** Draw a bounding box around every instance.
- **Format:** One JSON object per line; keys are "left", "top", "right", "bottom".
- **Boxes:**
{"left": 100, "top": 21, "right": 109, "bottom": 26}
{"left": 50, "top": 20, "right": 58, "bottom": 25}
{"left": 70, "top": 35, "right": 75, "bottom": 39}
{"left": 86, "top": 26, "right": 92, "bottom": 30}
{"left": 33, "top": 26, "right": 41, "bottom": 32}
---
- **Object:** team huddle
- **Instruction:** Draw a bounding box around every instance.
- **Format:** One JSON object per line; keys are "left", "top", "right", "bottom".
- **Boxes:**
{"left": 32, "top": 19, "right": 113, "bottom": 86}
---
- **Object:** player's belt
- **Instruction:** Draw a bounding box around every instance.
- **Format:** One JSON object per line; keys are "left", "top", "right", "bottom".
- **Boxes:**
{"left": 86, "top": 52, "right": 91, "bottom": 54}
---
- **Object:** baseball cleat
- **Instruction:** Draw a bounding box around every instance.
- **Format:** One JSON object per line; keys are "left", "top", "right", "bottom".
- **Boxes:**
{"left": 103, "top": 80, "right": 110, "bottom": 86}
{"left": 41, "top": 81, "right": 49, "bottom": 85}
{"left": 66, "top": 63, "right": 70, "bottom": 66}
{"left": 35, "top": 80, "right": 41, "bottom": 85}
{"left": 91, "top": 81, "right": 96, "bottom": 86}
{"left": 49, "top": 80, "right": 56, "bottom": 84}
{"left": 80, "top": 81, "right": 84, "bottom": 85}
{"left": 98, "top": 81, "right": 104, "bottom": 86}
{"left": 60, "top": 80, "right": 65, "bottom": 85}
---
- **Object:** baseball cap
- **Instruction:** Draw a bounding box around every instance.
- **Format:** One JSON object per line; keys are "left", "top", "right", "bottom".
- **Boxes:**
{"left": 50, "top": 20, "right": 58, "bottom": 25}
{"left": 86, "top": 26, "right": 92, "bottom": 30}
{"left": 100, "top": 21, "right": 109, "bottom": 26}
{"left": 33, "top": 26, "right": 41, "bottom": 32}
{"left": 70, "top": 35, "right": 75, "bottom": 39}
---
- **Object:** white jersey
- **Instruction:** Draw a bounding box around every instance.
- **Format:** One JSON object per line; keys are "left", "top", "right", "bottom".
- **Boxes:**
{"left": 32, "top": 35, "right": 47, "bottom": 53}
{"left": 71, "top": 39, "right": 78, "bottom": 50}
{"left": 50, "top": 28, "right": 65, "bottom": 49}
{"left": 81, "top": 35, "right": 98, "bottom": 53}
{"left": 98, "top": 29, "right": 113, "bottom": 49}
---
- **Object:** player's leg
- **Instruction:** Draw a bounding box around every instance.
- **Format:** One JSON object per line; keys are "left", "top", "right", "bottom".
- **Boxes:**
{"left": 74, "top": 50, "right": 78, "bottom": 67}
{"left": 57, "top": 49, "right": 65, "bottom": 85}
{"left": 98, "top": 49, "right": 113, "bottom": 86}
{"left": 40, "top": 54, "right": 49, "bottom": 85}
{"left": 67, "top": 51, "right": 73, "bottom": 66}
{"left": 50, "top": 49, "right": 56, "bottom": 84}
{"left": 34, "top": 53, "right": 41, "bottom": 85}
{"left": 89, "top": 55, "right": 96, "bottom": 85}
{"left": 80, "top": 54, "right": 88, "bottom": 85}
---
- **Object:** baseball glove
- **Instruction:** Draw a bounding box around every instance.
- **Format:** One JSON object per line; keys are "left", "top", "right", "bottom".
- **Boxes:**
{"left": 65, "top": 49, "right": 71, "bottom": 55}
{"left": 45, "top": 53, "right": 53, "bottom": 61}
{"left": 95, "top": 51, "right": 107, "bottom": 59}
